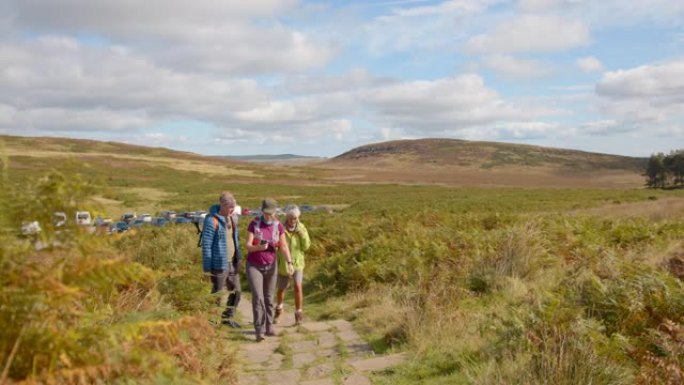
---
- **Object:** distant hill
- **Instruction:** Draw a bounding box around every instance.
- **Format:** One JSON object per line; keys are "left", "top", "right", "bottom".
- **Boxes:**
{"left": 313, "top": 138, "right": 647, "bottom": 188}
{"left": 329, "top": 138, "right": 646, "bottom": 172}
{"left": 0, "top": 135, "right": 649, "bottom": 188}
{"left": 216, "top": 154, "right": 326, "bottom": 165}
{"left": 0, "top": 135, "right": 209, "bottom": 161}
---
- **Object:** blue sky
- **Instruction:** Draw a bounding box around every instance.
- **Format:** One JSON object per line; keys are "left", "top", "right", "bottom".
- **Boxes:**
{"left": 1, "top": 0, "right": 683, "bottom": 157}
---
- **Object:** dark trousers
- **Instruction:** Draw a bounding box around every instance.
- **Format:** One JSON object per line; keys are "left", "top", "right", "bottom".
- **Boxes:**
{"left": 246, "top": 262, "right": 277, "bottom": 336}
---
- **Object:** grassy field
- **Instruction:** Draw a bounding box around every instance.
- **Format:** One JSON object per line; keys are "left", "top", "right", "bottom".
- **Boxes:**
{"left": 1, "top": 137, "right": 683, "bottom": 384}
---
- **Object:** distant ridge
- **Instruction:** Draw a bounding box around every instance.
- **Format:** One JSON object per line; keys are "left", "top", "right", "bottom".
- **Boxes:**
{"left": 217, "top": 154, "right": 327, "bottom": 165}
{"left": 329, "top": 138, "right": 646, "bottom": 172}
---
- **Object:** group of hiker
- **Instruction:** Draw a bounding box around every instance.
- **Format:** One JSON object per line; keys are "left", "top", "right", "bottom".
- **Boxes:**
{"left": 201, "top": 191, "right": 311, "bottom": 342}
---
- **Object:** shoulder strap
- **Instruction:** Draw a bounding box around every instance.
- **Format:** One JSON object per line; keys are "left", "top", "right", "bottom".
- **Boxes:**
{"left": 271, "top": 220, "right": 279, "bottom": 242}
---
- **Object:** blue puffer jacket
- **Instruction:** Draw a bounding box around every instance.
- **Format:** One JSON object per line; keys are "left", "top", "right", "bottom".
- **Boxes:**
{"left": 201, "top": 204, "right": 241, "bottom": 272}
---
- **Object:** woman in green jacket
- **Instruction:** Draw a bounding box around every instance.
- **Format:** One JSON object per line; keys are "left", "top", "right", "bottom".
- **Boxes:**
{"left": 274, "top": 204, "right": 311, "bottom": 325}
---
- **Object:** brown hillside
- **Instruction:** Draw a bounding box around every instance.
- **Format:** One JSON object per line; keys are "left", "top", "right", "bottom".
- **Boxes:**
{"left": 330, "top": 138, "right": 645, "bottom": 171}
{"left": 316, "top": 138, "right": 647, "bottom": 188}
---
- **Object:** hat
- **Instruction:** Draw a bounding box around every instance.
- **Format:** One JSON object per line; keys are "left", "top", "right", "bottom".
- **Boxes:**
{"left": 261, "top": 198, "right": 278, "bottom": 214}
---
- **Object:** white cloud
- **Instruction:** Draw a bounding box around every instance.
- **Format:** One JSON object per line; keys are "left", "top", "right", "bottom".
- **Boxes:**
{"left": 362, "top": 74, "right": 551, "bottom": 132}
{"left": 594, "top": 60, "right": 684, "bottom": 131}
{"left": 596, "top": 60, "right": 684, "bottom": 103}
{"left": 365, "top": 0, "right": 497, "bottom": 54}
{"left": 518, "top": 0, "right": 581, "bottom": 12}
{"left": 6, "top": 0, "right": 335, "bottom": 76}
{"left": 465, "top": 15, "right": 590, "bottom": 54}
{"left": 8, "top": 0, "right": 299, "bottom": 35}
{"left": 2, "top": 106, "right": 151, "bottom": 132}
{"left": 462, "top": 121, "right": 559, "bottom": 140}
{"left": 483, "top": 54, "right": 554, "bottom": 78}
{"left": 576, "top": 56, "right": 603, "bottom": 72}
{"left": 281, "top": 69, "right": 394, "bottom": 96}
{"left": 520, "top": 0, "right": 684, "bottom": 27}
{"left": 578, "top": 119, "right": 623, "bottom": 135}
{"left": 0, "top": 38, "right": 272, "bottom": 131}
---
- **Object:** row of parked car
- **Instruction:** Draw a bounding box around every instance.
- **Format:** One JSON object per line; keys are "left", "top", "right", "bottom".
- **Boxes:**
{"left": 109, "top": 210, "right": 203, "bottom": 233}
{"left": 22, "top": 204, "right": 322, "bottom": 236}
{"left": 21, "top": 210, "right": 94, "bottom": 235}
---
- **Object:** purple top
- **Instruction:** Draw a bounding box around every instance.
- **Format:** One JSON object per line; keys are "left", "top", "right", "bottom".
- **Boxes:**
{"left": 247, "top": 218, "right": 284, "bottom": 266}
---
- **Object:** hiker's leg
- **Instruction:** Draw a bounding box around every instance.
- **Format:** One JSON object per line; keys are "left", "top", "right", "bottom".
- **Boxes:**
{"left": 263, "top": 262, "right": 277, "bottom": 331}
{"left": 274, "top": 275, "right": 289, "bottom": 323}
{"left": 275, "top": 274, "right": 290, "bottom": 306}
{"left": 223, "top": 266, "right": 241, "bottom": 318}
{"left": 211, "top": 269, "right": 227, "bottom": 306}
{"left": 293, "top": 270, "right": 304, "bottom": 313}
{"left": 246, "top": 263, "right": 266, "bottom": 337}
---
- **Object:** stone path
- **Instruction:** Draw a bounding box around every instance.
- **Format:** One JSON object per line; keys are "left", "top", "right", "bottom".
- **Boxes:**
{"left": 234, "top": 296, "right": 406, "bottom": 385}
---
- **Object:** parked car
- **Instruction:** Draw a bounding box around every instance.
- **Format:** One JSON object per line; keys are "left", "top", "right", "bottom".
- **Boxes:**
{"left": 140, "top": 213, "right": 152, "bottom": 223}
{"left": 178, "top": 211, "right": 195, "bottom": 219}
{"left": 160, "top": 211, "right": 176, "bottom": 220}
{"left": 242, "top": 208, "right": 252, "bottom": 216}
{"left": 173, "top": 217, "right": 191, "bottom": 225}
{"left": 152, "top": 217, "right": 168, "bottom": 227}
{"left": 249, "top": 209, "right": 262, "bottom": 217}
{"left": 121, "top": 213, "right": 136, "bottom": 224}
{"left": 54, "top": 212, "right": 67, "bottom": 227}
{"left": 191, "top": 211, "right": 207, "bottom": 223}
{"left": 94, "top": 217, "right": 113, "bottom": 227}
{"left": 76, "top": 211, "right": 92, "bottom": 226}
{"left": 300, "top": 205, "right": 314, "bottom": 212}
{"left": 21, "top": 221, "right": 41, "bottom": 236}
{"left": 129, "top": 219, "right": 148, "bottom": 228}
{"left": 111, "top": 221, "right": 129, "bottom": 233}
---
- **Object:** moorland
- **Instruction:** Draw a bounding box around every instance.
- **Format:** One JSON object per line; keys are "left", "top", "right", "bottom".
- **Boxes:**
{"left": 0, "top": 135, "right": 683, "bottom": 385}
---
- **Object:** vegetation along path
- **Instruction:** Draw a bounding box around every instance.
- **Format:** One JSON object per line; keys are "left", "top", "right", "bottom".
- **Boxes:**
{"left": 233, "top": 295, "right": 406, "bottom": 385}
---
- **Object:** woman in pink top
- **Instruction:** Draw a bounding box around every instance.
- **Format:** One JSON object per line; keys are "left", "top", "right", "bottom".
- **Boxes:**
{"left": 245, "top": 198, "right": 293, "bottom": 341}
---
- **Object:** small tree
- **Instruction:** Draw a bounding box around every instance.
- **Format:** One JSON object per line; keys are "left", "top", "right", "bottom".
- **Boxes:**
{"left": 668, "top": 150, "right": 684, "bottom": 188}
{"left": 644, "top": 153, "right": 666, "bottom": 188}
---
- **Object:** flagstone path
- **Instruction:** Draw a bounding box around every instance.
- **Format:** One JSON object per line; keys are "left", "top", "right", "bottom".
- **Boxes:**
{"left": 234, "top": 296, "right": 406, "bottom": 385}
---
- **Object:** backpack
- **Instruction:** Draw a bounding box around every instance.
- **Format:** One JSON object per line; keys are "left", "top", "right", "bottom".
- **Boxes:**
{"left": 195, "top": 216, "right": 219, "bottom": 247}
{"left": 252, "top": 217, "right": 280, "bottom": 244}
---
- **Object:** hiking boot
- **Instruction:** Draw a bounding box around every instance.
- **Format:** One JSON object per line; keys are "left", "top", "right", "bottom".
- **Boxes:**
{"left": 221, "top": 308, "right": 235, "bottom": 319}
{"left": 222, "top": 319, "right": 241, "bottom": 329}
{"left": 294, "top": 310, "right": 303, "bottom": 325}
{"left": 255, "top": 334, "right": 264, "bottom": 342}
{"left": 265, "top": 325, "right": 277, "bottom": 337}
{"left": 274, "top": 306, "right": 282, "bottom": 324}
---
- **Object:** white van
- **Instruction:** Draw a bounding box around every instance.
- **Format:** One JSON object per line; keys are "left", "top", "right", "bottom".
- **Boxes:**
{"left": 76, "top": 211, "right": 92, "bottom": 226}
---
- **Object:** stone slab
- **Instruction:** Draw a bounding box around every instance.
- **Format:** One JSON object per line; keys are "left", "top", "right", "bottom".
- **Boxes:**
{"left": 263, "top": 369, "right": 300, "bottom": 385}
{"left": 300, "top": 321, "right": 333, "bottom": 332}
{"left": 305, "top": 363, "right": 335, "bottom": 379}
{"left": 237, "top": 373, "right": 262, "bottom": 385}
{"left": 345, "top": 343, "right": 373, "bottom": 357}
{"left": 328, "top": 319, "right": 354, "bottom": 331}
{"left": 337, "top": 329, "right": 361, "bottom": 342}
{"left": 348, "top": 352, "right": 407, "bottom": 372}
{"left": 289, "top": 339, "right": 319, "bottom": 352}
{"left": 343, "top": 373, "right": 372, "bottom": 385}
{"left": 316, "top": 332, "right": 338, "bottom": 349}
{"left": 301, "top": 379, "right": 335, "bottom": 385}
{"left": 292, "top": 352, "right": 318, "bottom": 368}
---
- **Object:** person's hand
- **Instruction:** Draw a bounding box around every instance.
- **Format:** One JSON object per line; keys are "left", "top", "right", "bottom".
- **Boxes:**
{"left": 286, "top": 262, "right": 295, "bottom": 276}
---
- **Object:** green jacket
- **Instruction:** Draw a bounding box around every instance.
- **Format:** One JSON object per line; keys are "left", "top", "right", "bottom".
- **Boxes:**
{"left": 277, "top": 222, "right": 311, "bottom": 276}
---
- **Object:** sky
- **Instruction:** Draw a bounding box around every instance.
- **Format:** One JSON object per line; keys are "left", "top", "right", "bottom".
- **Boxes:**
{"left": 1, "top": 0, "right": 683, "bottom": 158}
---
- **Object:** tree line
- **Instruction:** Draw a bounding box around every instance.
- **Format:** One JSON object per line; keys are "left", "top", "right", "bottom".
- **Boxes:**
{"left": 645, "top": 149, "right": 684, "bottom": 188}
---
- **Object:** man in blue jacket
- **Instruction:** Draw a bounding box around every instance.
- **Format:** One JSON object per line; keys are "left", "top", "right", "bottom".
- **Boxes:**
{"left": 202, "top": 191, "right": 242, "bottom": 328}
